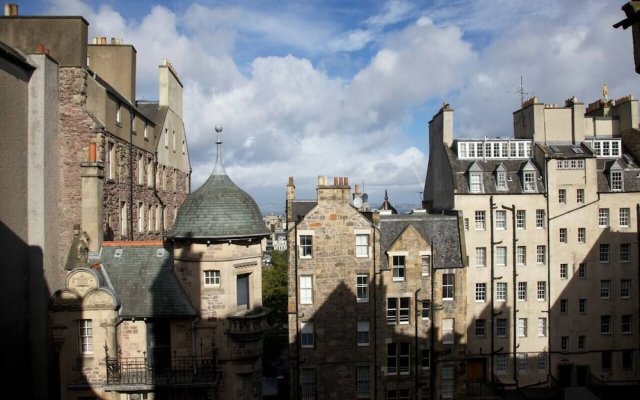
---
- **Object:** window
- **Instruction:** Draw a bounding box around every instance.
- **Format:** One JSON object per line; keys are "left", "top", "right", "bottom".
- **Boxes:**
{"left": 107, "top": 141, "right": 116, "bottom": 180}
{"left": 421, "top": 301, "right": 431, "bottom": 319}
{"left": 496, "top": 318, "right": 507, "bottom": 337}
{"left": 620, "top": 243, "right": 630, "bottom": 262}
{"left": 590, "top": 139, "right": 622, "bottom": 157}
{"left": 496, "top": 171, "right": 507, "bottom": 190}
{"left": 579, "top": 298, "right": 587, "bottom": 314}
{"left": 516, "top": 210, "right": 526, "bottom": 229}
{"left": 621, "top": 279, "right": 631, "bottom": 298}
{"left": 602, "top": 351, "right": 612, "bottom": 370}
{"left": 558, "top": 189, "right": 566, "bottom": 203}
{"left": 623, "top": 350, "right": 633, "bottom": 370}
{"left": 79, "top": 319, "right": 93, "bottom": 355}
{"left": 392, "top": 255, "right": 405, "bottom": 282}
{"left": 561, "top": 336, "right": 568, "bottom": 350}
{"left": 470, "top": 172, "right": 483, "bottom": 193}
{"left": 441, "top": 366, "right": 454, "bottom": 399}
{"left": 598, "top": 208, "right": 609, "bottom": 227}
{"left": 560, "top": 264, "right": 568, "bottom": 279}
{"left": 144, "top": 121, "right": 149, "bottom": 139}
{"left": 496, "top": 354, "right": 507, "bottom": 373}
{"left": 443, "top": 318, "right": 454, "bottom": 344}
{"left": 517, "top": 318, "right": 528, "bottom": 337}
{"left": 301, "top": 322, "right": 314, "bottom": 348}
{"left": 557, "top": 159, "right": 585, "bottom": 169}
{"left": 559, "top": 228, "right": 567, "bottom": 243}
{"left": 137, "top": 154, "right": 144, "bottom": 184}
{"left": 387, "top": 390, "right": 410, "bottom": 400}
{"left": 537, "top": 318, "right": 546, "bottom": 337}
{"left": 496, "top": 282, "right": 507, "bottom": 301}
{"left": 475, "top": 319, "right": 486, "bottom": 336}
{"left": 137, "top": 202, "right": 145, "bottom": 233}
{"left": 147, "top": 158, "right": 154, "bottom": 187}
{"left": 421, "top": 349, "right": 430, "bottom": 369}
{"left": 357, "top": 366, "right": 369, "bottom": 399}
{"left": 578, "top": 336, "right": 586, "bottom": 350}
{"left": 204, "top": 270, "right": 220, "bottom": 286}
{"left": 464, "top": 218, "right": 469, "bottom": 230}
{"left": 611, "top": 171, "right": 623, "bottom": 191}
{"left": 475, "top": 211, "right": 486, "bottom": 230}
{"left": 536, "top": 245, "right": 546, "bottom": 264}
{"left": 147, "top": 204, "right": 154, "bottom": 232}
{"left": 356, "top": 274, "right": 369, "bottom": 302}
{"left": 442, "top": 274, "right": 454, "bottom": 300}
{"left": 301, "top": 369, "right": 315, "bottom": 400}
{"left": 517, "top": 282, "right": 527, "bottom": 301}
{"left": 578, "top": 263, "right": 586, "bottom": 278}
{"left": 356, "top": 234, "right": 369, "bottom": 257}
{"left": 622, "top": 315, "right": 632, "bottom": 334}
{"left": 523, "top": 171, "right": 536, "bottom": 192}
{"left": 537, "top": 281, "right": 546, "bottom": 301}
{"left": 421, "top": 254, "right": 431, "bottom": 276}
{"left": 601, "top": 280, "right": 611, "bottom": 299}
{"left": 601, "top": 315, "right": 611, "bottom": 335}
{"left": 599, "top": 244, "right": 610, "bottom": 263}
{"left": 155, "top": 205, "right": 161, "bottom": 231}
{"left": 517, "top": 353, "right": 528, "bottom": 371}
{"left": 475, "top": 283, "right": 486, "bottom": 302}
{"left": 495, "top": 210, "right": 507, "bottom": 230}
{"left": 120, "top": 201, "right": 128, "bottom": 236}
{"left": 516, "top": 246, "right": 526, "bottom": 265}
{"left": 357, "top": 321, "right": 370, "bottom": 346}
{"left": 560, "top": 299, "right": 568, "bottom": 313}
{"left": 496, "top": 246, "right": 507, "bottom": 266}
{"left": 299, "top": 234, "right": 313, "bottom": 258}
{"left": 620, "top": 207, "right": 630, "bottom": 227}
{"left": 475, "top": 247, "right": 486, "bottom": 267}
{"left": 578, "top": 228, "right": 585, "bottom": 243}
{"left": 300, "top": 276, "right": 313, "bottom": 305}
{"left": 536, "top": 209, "right": 545, "bottom": 228}
{"left": 387, "top": 297, "right": 410, "bottom": 324}
{"left": 387, "top": 342, "right": 410, "bottom": 375}
{"left": 116, "top": 102, "right": 121, "bottom": 123}
{"left": 577, "top": 188, "right": 584, "bottom": 203}
{"left": 538, "top": 353, "right": 547, "bottom": 370}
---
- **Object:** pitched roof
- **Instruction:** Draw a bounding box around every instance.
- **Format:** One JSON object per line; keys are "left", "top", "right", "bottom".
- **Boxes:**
{"left": 291, "top": 200, "right": 317, "bottom": 221}
{"left": 100, "top": 245, "right": 195, "bottom": 318}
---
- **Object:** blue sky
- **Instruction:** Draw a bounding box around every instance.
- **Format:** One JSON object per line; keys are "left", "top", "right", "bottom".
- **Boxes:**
{"left": 23, "top": 1, "right": 639, "bottom": 212}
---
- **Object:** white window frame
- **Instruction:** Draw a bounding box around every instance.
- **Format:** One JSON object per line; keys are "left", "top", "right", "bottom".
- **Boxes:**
{"left": 535, "top": 209, "right": 545, "bottom": 228}
{"left": 610, "top": 171, "right": 623, "bottom": 191}
{"left": 475, "top": 283, "right": 486, "bottom": 302}
{"left": 620, "top": 243, "right": 630, "bottom": 263}
{"left": 475, "top": 211, "right": 486, "bottom": 230}
{"left": 516, "top": 210, "right": 526, "bottom": 229}
{"left": 496, "top": 246, "right": 507, "bottom": 266}
{"left": 496, "top": 318, "right": 507, "bottom": 337}
{"left": 301, "top": 322, "right": 314, "bottom": 348}
{"left": 516, "top": 246, "right": 526, "bottom": 265}
{"left": 578, "top": 228, "right": 585, "bottom": 243}
{"left": 298, "top": 231, "right": 314, "bottom": 259}
{"left": 600, "top": 280, "right": 611, "bottom": 299}
{"left": 356, "top": 273, "right": 369, "bottom": 302}
{"left": 390, "top": 252, "right": 407, "bottom": 282}
{"left": 475, "top": 247, "right": 486, "bottom": 267}
{"left": 577, "top": 188, "right": 584, "bottom": 203}
{"left": 496, "top": 282, "right": 507, "bottom": 302}
{"left": 204, "top": 270, "right": 220, "bottom": 287}
{"left": 442, "top": 318, "right": 454, "bottom": 344}
{"left": 621, "top": 279, "right": 631, "bottom": 298}
{"left": 600, "top": 243, "right": 610, "bottom": 263}
{"left": 517, "top": 282, "right": 527, "bottom": 301}
{"left": 300, "top": 275, "right": 313, "bottom": 305}
{"left": 517, "top": 318, "right": 528, "bottom": 337}
{"left": 356, "top": 366, "right": 370, "bottom": 399}
{"left": 355, "top": 230, "right": 370, "bottom": 258}
{"left": 537, "top": 318, "right": 547, "bottom": 337}
{"left": 560, "top": 264, "right": 568, "bottom": 279}
{"left": 420, "top": 251, "right": 431, "bottom": 276}
{"left": 495, "top": 210, "right": 507, "bottom": 230}
{"left": 496, "top": 354, "right": 507, "bottom": 373}
{"left": 620, "top": 208, "right": 630, "bottom": 227}
{"left": 470, "top": 172, "right": 483, "bottom": 193}
{"left": 558, "top": 189, "right": 566, "bottom": 204}
{"left": 536, "top": 245, "right": 545, "bottom": 264}
{"left": 559, "top": 228, "right": 567, "bottom": 243}
{"left": 475, "top": 319, "right": 486, "bottom": 336}
{"left": 523, "top": 171, "right": 536, "bottom": 192}
{"left": 598, "top": 208, "right": 609, "bottom": 228}
{"left": 357, "top": 321, "right": 370, "bottom": 346}
{"left": 496, "top": 171, "right": 507, "bottom": 190}
{"left": 79, "top": 319, "right": 93, "bottom": 355}
{"left": 601, "top": 315, "right": 611, "bottom": 335}
{"left": 537, "top": 281, "right": 546, "bottom": 301}
{"left": 442, "top": 273, "right": 455, "bottom": 300}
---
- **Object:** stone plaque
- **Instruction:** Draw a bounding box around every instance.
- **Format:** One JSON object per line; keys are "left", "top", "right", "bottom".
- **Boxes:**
{"left": 68, "top": 270, "right": 98, "bottom": 297}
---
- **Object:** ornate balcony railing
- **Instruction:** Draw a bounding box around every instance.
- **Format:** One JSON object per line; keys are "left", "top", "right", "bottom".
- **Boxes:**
{"left": 227, "top": 307, "right": 270, "bottom": 342}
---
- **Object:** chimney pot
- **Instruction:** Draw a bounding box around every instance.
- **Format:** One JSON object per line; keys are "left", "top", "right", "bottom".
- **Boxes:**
{"left": 89, "top": 143, "right": 97, "bottom": 162}
{"left": 334, "top": 177, "right": 339, "bottom": 186}
{"left": 35, "top": 44, "right": 45, "bottom": 54}
{"left": 4, "top": 3, "right": 18, "bottom": 16}
{"left": 354, "top": 184, "right": 361, "bottom": 194}
{"left": 288, "top": 176, "right": 294, "bottom": 185}
{"left": 100, "top": 36, "right": 107, "bottom": 45}
{"left": 344, "top": 177, "right": 349, "bottom": 186}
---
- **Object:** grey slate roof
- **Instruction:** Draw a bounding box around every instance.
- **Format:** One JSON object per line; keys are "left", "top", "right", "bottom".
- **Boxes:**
{"left": 100, "top": 245, "right": 196, "bottom": 318}
{"left": 136, "top": 101, "right": 160, "bottom": 123}
{"left": 291, "top": 200, "right": 317, "bottom": 221}
{"left": 168, "top": 174, "right": 271, "bottom": 239}
{"left": 380, "top": 213, "right": 464, "bottom": 270}
{"left": 596, "top": 158, "right": 640, "bottom": 192}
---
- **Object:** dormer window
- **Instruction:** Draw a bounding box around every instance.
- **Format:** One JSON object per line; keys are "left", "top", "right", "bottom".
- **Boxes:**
{"left": 468, "top": 161, "right": 483, "bottom": 193}
{"left": 495, "top": 164, "right": 507, "bottom": 191}
{"left": 521, "top": 161, "right": 538, "bottom": 193}
{"left": 609, "top": 161, "right": 624, "bottom": 191}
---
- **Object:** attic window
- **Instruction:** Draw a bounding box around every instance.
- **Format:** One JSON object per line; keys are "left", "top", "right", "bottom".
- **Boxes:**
{"left": 469, "top": 172, "right": 483, "bottom": 193}
{"left": 523, "top": 171, "right": 536, "bottom": 192}
{"left": 611, "top": 171, "right": 623, "bottom": 191}
{"left": 114, "top": 248, "right": 124, "bottom": 258}
{"left": 572, "top": 147, "right": 584, "bottom": 154}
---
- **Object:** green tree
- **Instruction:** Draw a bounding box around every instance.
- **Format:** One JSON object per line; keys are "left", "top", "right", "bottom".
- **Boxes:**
{"left": 262, "top": 250, "right": 288, "bottom": 327}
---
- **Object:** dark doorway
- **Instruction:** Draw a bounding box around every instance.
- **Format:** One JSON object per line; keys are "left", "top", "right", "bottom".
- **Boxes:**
{"left": 467, "top": 358, "right": 486, "bottom": 382}
{"left": 576, "top": 365, "right": 589, "bottom": 386}
{"left": 237, "top": 273, "right": 250, "bottom": 309}
{"left": 147, "top": 320, "right": 171, "bottom": 374}
{"left": 558, "top": 363, "right": 573, "bottom": 387}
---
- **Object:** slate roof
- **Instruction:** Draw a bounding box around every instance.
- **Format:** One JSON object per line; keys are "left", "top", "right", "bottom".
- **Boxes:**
{"left": 168, "top": 173, "right": 270, "bottom": 239}
{"left": 100, "top": 245, "right": 195, "bottom": 318}
{"left": 136, "top": 100, "right": 160, "bottom": 123}
{"left": 596, "top": 158, "right": 640, "bottom": 192}
{"left": 291, "top": 200, "right": 317, "bottom": 221}
{"left": 380, "top": 213, "right": 464, "bottom": 270}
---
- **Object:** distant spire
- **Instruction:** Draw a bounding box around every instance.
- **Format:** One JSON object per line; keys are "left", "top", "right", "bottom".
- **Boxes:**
{"left": 212, "top": 124, "right": 227, "bottom": 175}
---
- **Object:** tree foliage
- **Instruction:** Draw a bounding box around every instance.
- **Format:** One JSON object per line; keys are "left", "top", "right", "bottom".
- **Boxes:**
{"left": 263, "top": 250, "right": 288, "bottom": 327}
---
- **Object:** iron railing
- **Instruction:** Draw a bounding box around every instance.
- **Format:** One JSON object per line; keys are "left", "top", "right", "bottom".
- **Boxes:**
{"left": 105, "top": 354, "right": 217, "bottom": 387}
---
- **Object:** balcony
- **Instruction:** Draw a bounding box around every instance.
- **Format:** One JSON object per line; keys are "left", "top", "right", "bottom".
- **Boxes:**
{"left": 227, "top": 307, "right": 270, "bottom": 343}
{"left": 105, "top": 354, "right": 217, "bottom": 391}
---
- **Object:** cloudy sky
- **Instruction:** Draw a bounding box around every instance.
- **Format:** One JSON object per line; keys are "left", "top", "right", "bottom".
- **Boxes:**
{"left": 25, "top": 0, "right": 638, "bottom": 212}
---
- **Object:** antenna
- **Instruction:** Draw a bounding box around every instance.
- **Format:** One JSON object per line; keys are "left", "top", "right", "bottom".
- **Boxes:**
{"left": 517, "top": 76, "right": 529, "bottom": 105}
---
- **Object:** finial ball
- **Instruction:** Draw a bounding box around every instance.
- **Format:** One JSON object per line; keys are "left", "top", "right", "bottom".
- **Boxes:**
{"left": 215, "top": 125, "right": 223, "bottom": 133}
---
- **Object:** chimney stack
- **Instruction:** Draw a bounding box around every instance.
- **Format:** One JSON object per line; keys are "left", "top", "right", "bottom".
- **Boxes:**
{"left": 81, "top": 143, "right": 104, "bottom": 253}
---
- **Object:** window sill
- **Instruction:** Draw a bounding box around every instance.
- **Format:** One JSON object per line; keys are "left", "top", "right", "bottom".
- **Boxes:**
{"left": 392, "top": 278, "right": 405, "bottom": 282}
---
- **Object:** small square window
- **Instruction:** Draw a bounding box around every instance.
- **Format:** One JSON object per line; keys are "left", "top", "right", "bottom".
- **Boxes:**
{"left": 204, "top": 270, "right": 221, "bottom": 286}
{"left": 576, "top": 189, "right": 584, "bottom": 203}
{"left": 598, "top": 208, "right": 609, "bottom": 228}
{"left": 535, "top": 209, "right": 545, "bottom": 228}
{"left": 475, "top": 319, "right": 486, "bottom": 336}
{"left": 579, "top": 298, "right": 587, "bottom": 314}
{"left": 558, "top": 189, "right": 566, "bottom": 203}
{"left": 559, "top": 228, "right": 567, "bottom": 243}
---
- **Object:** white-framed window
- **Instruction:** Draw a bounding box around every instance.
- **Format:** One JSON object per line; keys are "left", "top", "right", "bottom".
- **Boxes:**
{"left": 496, "top": 282, "right": 507, "bottom": 301}
{"left": 536, "top": 209, "right": 545, "bottom": 228}
{"left": 301, "top": 322, "right": 314, "bottom": 348}
{"left": 204, "top": 270, "right": 220, "bottom": 286}
{"left": 496, "top": 246, "right": 507, "bottom": 266}
{"left": 496, "top": 318, "right": 507, "bottom": 337}
{"left": 116, "top": 102, "right": 121, "bottom": 123}
{"left": 387, "top": 297, "right": 410, "bottom": 325}
{"left": 518, "top": 318, "right": 527, "bottom": 337}
{"left": 601, "top": 280, "right": 611, "bottom": 299}
{"left": 475, "top": 283, "right": 486, "bottom": 302}
{"left": 298, "top": 231, "right": 313, "bottom": 258}
{"left": 559, "top": 228, "right": 567, "bottom": 243}
{"left": 356, "top": 366, "right": 370, "bottom": 399}
{"left": 620, "top": 243, "right": 630, "bottom": 262}
{"left": 356, "top": 274, "right": 369, "bottom": 302}
{"left": 577, "top": 188, "right": 584, "bottom": 203}
{"left": 537, "top": 281, "right": 546, "bottom": 301}
{"left": 578, "top": 335, "right": 586, "bottom": 350}
{"left": 120, "top": 201, "right": 128, "bottom": 237}
{"left": 560, "top": 264, "right": 568, "bottom": 279}
{"left": 523, "top": 171, "right": 536, "bottom": 192}
{"left": 357, "top": 321, "right": 370, "bottom": 346}
{"left": 442, "top": 273, "right": 454, "bottom": 300}
{"left": 392, "top": 255, "right": 405, "bottom": 282}
{"left": 144, "top": 121, "right": 149, "bottom": 139}
{"left": 421, "top": 252, "right": 431, "bottom": 276}
{"left": 470, "top": 172, "right": 483, "bottom": 193}
{"left": 601, "top": 315, "right": 611, "bottom": 335}
{"left": 475, "top": 319, "right": 486, "bottom": 336}
{"left": 536, "top": 245, "right": 545, "bottom": 264}
{"left": 475, "top": 247, "right": 486, "bottom": 267}
{"left": 137, "top": 153, "right": 144, "bottom": 184}
{"left": 588, "top": 139, "right": 622, "bottom": 157}
{"left": 443, "top": 318, "right": 454, "bottom": 344}
{"left": 517, "top": 353, "right": 528, "bottom": 371}
{"left": 387, "top": 342, "right": 410, "bottom": 375}
{"left": 600, "top": 243, "right": 610, "bottom": 263}
{"left": 79, "top": 319, "right": 93, "bottom": 355}
{"left": 598, "top": 208, "right": 609, "bottom": 228}
{"left": 537, "top": 318, "right": 547, "bottom": 337}
{"left": 516, "top": 246, "right": 526, "bottom": 265}
{"left": 579, "top": 298, "right": 587, "bottom": 313}
{"left": 517, "top": 282, "right": 527, "bottom": 301}
{"left": 355, "top": 233, "right": 369, "bottom": 257}
{"left": 558, "top": 189, "right": 566, "bottom": 203}
{"left": 622, "top": 315, "right": 632, "bottom": 334}
{"left": 300, "top": 275, "right": 313, "bottom": 304}
{"left": 611, "top": 171, "right": 623, "bottom": 191}
{"left": 147, "top": 204, "right": 154, "bottom": 232}
{"left": 475, "top": 211, "right": 486, "bottom": 230}
{"left": 621, "top": 279, "right": 631, "bottom": 298}
{"left": 496, "top": 171, "right": 507, "bottom": 190}
{"left": 495, "top": 210, "right": 507, "bottom": 230}
{"left": 137, "top": 202, "right": 145, "bottom": 233}
{"left": 557, "top": 159, "right": 585, "bottom": 169}
{"left": 516, "top": 210, "right": 526, "bottom": 229}
{"left": 107, "top": 141, "right": 116, "bottom": 180}
{"left": 301, "top": 368, "right": 315, "bottom": 400}
{"left": 578, "top": 228, "right": 585, "bottom": 243}
{"left": 578, "top": 263, "right": 586, "bottom": 278}
{"left": 620, "top": 208, "right": 630, "bottom": 227}
{"left": 421, "top": 300, "right": 431, "bottom": 319}
{"left": 496, "top": 354, "right": 507, "bottom": 373}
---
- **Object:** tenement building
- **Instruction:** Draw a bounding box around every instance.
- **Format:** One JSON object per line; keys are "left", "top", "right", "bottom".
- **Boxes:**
{"left": 286, "top": 177, "right": 467, "bottom": 399}
{"left": 424, "top": 95, "right": 640, "bottom": 393}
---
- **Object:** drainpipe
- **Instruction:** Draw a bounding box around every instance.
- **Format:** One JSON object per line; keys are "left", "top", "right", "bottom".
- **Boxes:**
{"left": 429, "top": 241, "right": 436, "bottom": 400}
{"left": 544, "top": 157, "right": 552, "bottom": 380}
{"left": 372, "top": 226, "right": 378, "bottom": 400}
{"left": 191, "top": 317, "right": 200, "bottom": 357}
{"left": 414, "top": 287, "right": 422, "bottom": 398}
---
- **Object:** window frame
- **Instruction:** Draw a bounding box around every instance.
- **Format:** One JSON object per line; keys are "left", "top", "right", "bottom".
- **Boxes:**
{"left": 496, "top": 246, "right": 507, "bottom": 266}
{"left": 355, "top": 232, "right": 370, "bottom": 258}
{"left": 599, "top": 243, "right": 610, "bottom": 263}
{"left": 475, "top": 211, "right": 486, "bottom": 230}
{"left": 392, "top": 254, "right": 406, "bottom": 282}
{"left": 442, "top": 273, "right": 455, "bottom": 300}
{"left": 516, "top": 210, "right": 526, "bottom": 229}
{"left": 496, "top": 282, "right": 507, "bottom": 302}
{"left": 495, "top": 210, "right": 507, "bottom": 230}
{"left": 300, "top": 275, "right": 313, "bottom": 305}
{"left": 357, "top": 320, "right": 370, "bottom": 346}
{"left": 300, "top": 321, "right": 314, "bottom": 348}
{"left": 204, "top": 270, "right": 221, "bottom": 287}
{"left": 79, "top": 319, "right": 93, "bottom": 355}
{"left": 517, "top": 282, "right": 527, "bottom": 301}
{"left": 537, "top": 281, "right": 546, "bottom": 301}
{"left": 475, "top": 247, "right": 486, "bottom": 267}
{"left": 356, "top": 273, "right": 369, "bottom": 302}
{"left": 475, "top": 282, "right": 486, "bottom": 302}
{"left": 598, "top": 208, "right": 609, "bottom": 228}
{"left": 298, "top": 232, "right": 314, "bottom": 259}
{"left": 558, "top": 189, "right": 566, "bottom": 204}
{"left": 620, "top": 207, "right": 630, "bottom": 227}
{"left": 577, "top": 227, "right": 585, "bottom": 243}
{"left": 535, "top": 209, "right": 545, "bottom": 228}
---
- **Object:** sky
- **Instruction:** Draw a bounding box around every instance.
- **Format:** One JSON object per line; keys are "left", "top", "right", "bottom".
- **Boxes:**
{"left": 22, "top": 0, "right": 639, "bottom": 213}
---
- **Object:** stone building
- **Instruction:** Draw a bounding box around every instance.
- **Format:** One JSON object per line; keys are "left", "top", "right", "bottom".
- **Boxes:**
{"left": 424, "top": 95, "right": 640, "bottom": 394}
